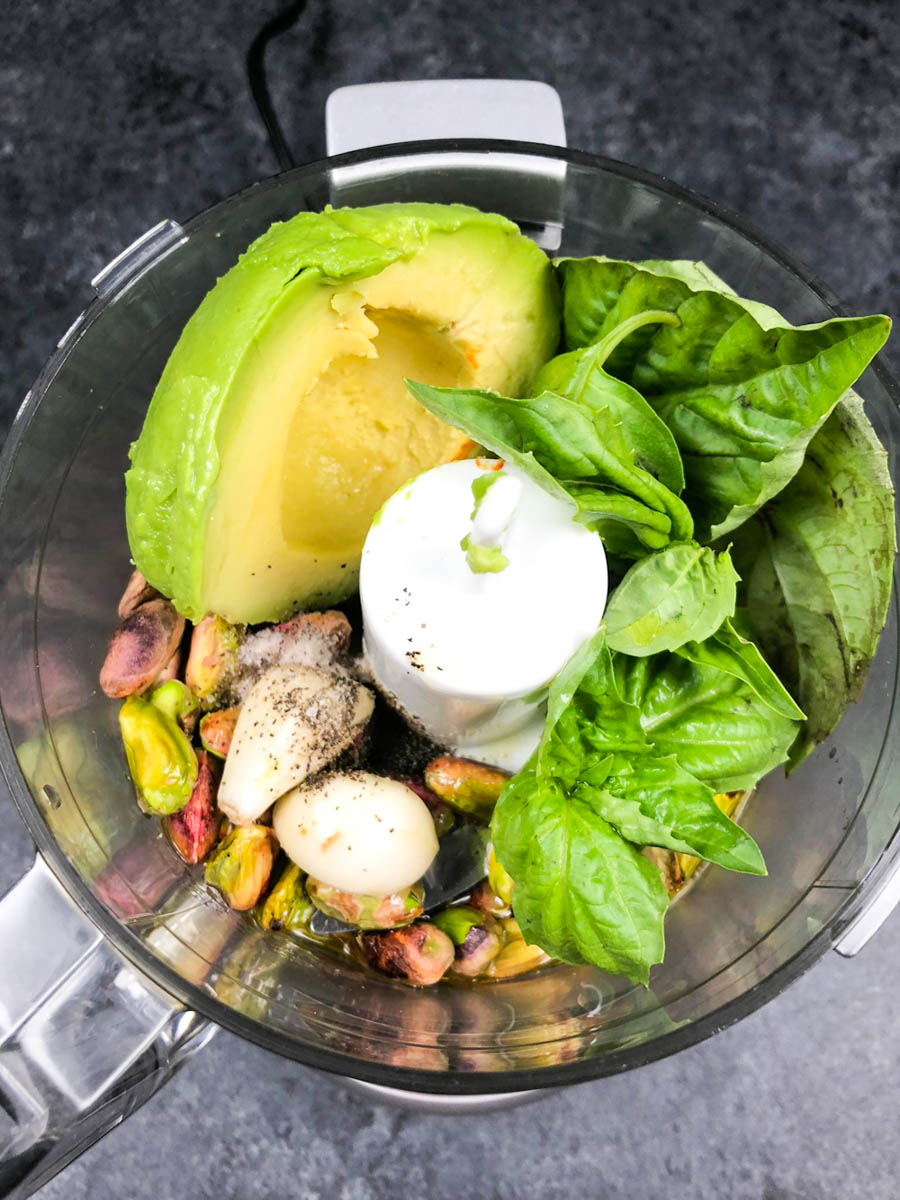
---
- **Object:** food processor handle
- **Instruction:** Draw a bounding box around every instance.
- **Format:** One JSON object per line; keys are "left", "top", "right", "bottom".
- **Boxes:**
{"left": 324, "top": 79, "right": 567, "bottom": 154}
{"left": 0, "top": 853, "right": 214, "bottom": 1199}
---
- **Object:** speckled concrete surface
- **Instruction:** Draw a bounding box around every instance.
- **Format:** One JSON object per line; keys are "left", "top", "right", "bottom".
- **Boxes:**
{"left": 2, "top": 0, "right": 899, "bottom": 1196}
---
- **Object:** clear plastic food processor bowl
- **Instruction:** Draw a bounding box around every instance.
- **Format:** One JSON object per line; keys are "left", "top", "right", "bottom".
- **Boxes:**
{"left": 1, "top": 143, "right": 898, "bottom": 1193}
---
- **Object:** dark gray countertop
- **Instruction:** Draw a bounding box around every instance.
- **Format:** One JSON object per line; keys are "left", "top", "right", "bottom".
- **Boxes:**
{"left": 2, "top": 1, "right": 898, "bottom": 1196}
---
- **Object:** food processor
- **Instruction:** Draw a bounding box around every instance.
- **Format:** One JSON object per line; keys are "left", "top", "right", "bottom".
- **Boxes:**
{"left": 1, "top": 79, "right": 899, "bottom": 1200}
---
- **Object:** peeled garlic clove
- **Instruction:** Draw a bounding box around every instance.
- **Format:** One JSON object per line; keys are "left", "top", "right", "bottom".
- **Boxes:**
{"left": 273, "top": 771, "right": 437, "bottom": 896}
{"left": 218, "top": 665, "right": 374, "bottom": 825}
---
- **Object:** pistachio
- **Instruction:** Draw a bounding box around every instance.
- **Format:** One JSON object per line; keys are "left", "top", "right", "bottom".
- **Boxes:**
{"left": 469, "top": 878, "right": 512, "bottom": 918}
{"left": 185, "top": 615, "right": 243, "bottom": 709}
{"left": 432, "top": 904, "right": 482, "bottom": 945}
{"left": 643, "top": 845, "right": 683, "bottom": 897}
{"left": 119, "top": 695, "right": 198, "bottom": 815}
{"left": 149, "top": 679, "right": 199, "bottom": 734}
{"left": 361, "top": 922, "right": 455, "bottom": 986}
{"left": 307, "top": 878, "right": 424, "bottom": 930}
{"left": 117, "top": 569, "right": 160, "bottom": 619}
{"left": 487, "top": 917, "right": 550, "bottom": 979}
{"left": 452, "top": 923, "right": 503, "bottom": 978}
{"left": 205, "top": 824, "right": 276, "bottom": 910}
{"left": 100, "top": 598, "right": 185, "bottom": 698}
{"left": 381, "top": 1046, "right": 449, "bottom": 1071}
{"left": 154, "top": 648, "right": 182, "bottom": 685}
{"left": 165, "top": 751, "right": 221, "bottom": 864}
{"left": 487, "top": 847, "right": 515, "bottom": 905}
{"left": 398, "top": 776, "right": 455, "bottom": 836}
{"left": 424, "top": 756, "right": 509, "bottom": 822}
{"left": 273, "top": 609, "right": 351, "bottom": 652}
{"left": 259, "top": 862, "right": 315, "bottom": 933}
{"left": 433, "top": 905, "right": 502, "bottom": 977}
{"left": 199, "top": 706, "right": 241, "bottom": 758}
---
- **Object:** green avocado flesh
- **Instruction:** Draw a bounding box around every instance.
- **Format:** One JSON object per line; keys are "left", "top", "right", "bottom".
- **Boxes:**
{"left": 126, "top": 202, "right": 560, "bottom": 623}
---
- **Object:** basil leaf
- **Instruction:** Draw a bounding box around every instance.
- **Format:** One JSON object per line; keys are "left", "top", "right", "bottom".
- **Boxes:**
{"left": 405, "top": 380, "right": 693, "bottom": 556}
{"left": 581, "top": 753, "right": 766, "bottom": 875}
{"left": 734, "top": 392, "right": 896, "bottom": 766}
{"left": 492, "top": 769, "right": 669, "bottom": 983}
{"left": 614, "top": 651, "right": 801, "bottom": 792}
{"left": 555, "top": 256, "right": 891, "bottom": 540}
{"left": 540, "top": 629, "right": 649, "bottom": 782}
{"left": 637, "top": 259, "right": 787, "bottom": 330}
{"left": 566, "top": 486, "right": 674, "bottom": 557}
{"left": 674, "top": 618, "right": 805, "bottom": 721}
{"left": 605, "top": 542, "right": 738, "bottom": 656}
{"left": 533, "top": 344, "right": 685, "bottom": 493}
{"left": 539, "top": 625, "right": 612, "bottom": 765}
{"left": 495, "top": 625, "right": 776, "bottom": 980}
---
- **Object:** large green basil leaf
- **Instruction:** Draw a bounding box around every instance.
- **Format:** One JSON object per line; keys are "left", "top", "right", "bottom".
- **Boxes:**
{"left": 637, "top": 259, "right": 786, "bottom": 329}
{"left": 733, "top": 392, "right": 896, "bottom": 766}
{"left": 674, "top": 618, "right": 805, "bottom": 721}
{"left": 581, "top": 754, "right": 766, "bottom": 875}
{"left": 533, "top": 344, "right": 685, "bottom": 493}
{"left": 614, "top": 651, "right": 801, "bottom": 792}
{"left": 538, "top": 626, "right": 640, "bottom": 764}
{"left": 492, "top": 769, "right": 669, "bottom": 982}
{"left": 538, "top": 626, "right": 650, "bottom": 784}
{"left": 495, "top": 628, "right": 768, "bottom": 980}
{"left": 555, "top": 256, "right": 891, "bottom": 540}
{"left": 406, "top": 381, "right": 693, "bottom": 555}
{"left": 605, "top": 543, "right": 738, "bottom": 656}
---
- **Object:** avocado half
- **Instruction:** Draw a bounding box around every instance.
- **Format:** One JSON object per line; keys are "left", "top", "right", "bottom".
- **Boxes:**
{"left": 126, "top": 202, "right": 560, "bottom": 623}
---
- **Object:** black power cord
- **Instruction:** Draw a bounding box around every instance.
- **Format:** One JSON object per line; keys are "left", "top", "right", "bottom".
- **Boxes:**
{"left": 246, "top": 0, "right": 309, "bottom": 172}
